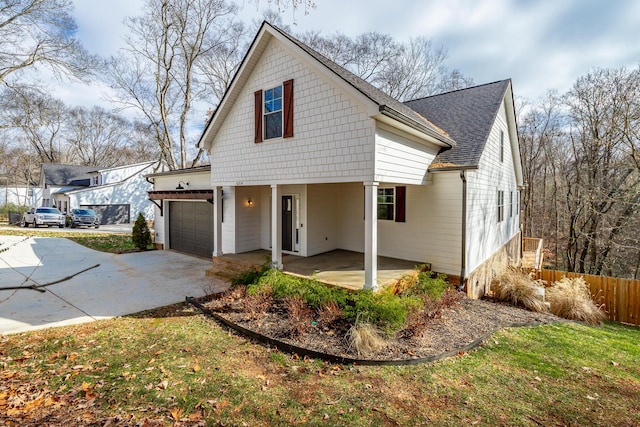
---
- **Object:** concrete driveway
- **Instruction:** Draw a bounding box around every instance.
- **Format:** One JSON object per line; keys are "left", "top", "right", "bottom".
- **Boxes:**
{"left": 0, "top": 235, "right": 228, "bottom": 335}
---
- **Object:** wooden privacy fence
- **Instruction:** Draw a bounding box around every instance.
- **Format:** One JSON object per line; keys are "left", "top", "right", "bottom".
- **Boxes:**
{"left": 537, "top": 270, "right": 640, "bottom": 326}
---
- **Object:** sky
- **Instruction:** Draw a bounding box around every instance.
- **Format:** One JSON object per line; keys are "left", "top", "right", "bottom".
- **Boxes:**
{"left": 57, "top": 0, "right": 640, "bottom": 113}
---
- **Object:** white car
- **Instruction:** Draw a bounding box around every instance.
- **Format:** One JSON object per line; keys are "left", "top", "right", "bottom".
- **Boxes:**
{"left": 21, "top": 207, "right": 66, "bottom": 228}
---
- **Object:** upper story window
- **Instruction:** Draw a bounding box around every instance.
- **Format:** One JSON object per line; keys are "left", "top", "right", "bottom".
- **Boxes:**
{"left": 500, "top": 130, "right": 505, "bottom": 163}
{"left": 254, "top": 79, "right": 294, "bottom": 143}
{"left": 264, "top": 85, "right": 283, "bottom": 139}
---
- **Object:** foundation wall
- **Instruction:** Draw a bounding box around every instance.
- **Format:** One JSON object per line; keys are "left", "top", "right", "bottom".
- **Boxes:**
{"left": 466, "top": 232, "right": 521, "bottom": 299}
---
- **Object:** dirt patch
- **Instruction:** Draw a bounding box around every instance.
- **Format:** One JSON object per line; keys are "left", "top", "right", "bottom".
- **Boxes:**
{"left": 200, "top": 291, "right": 564, "bottom": 361}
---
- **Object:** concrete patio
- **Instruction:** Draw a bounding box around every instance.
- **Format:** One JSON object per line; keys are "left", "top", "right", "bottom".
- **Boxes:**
{"left": 212, "top": 249, "right": 422, "bottom": 290}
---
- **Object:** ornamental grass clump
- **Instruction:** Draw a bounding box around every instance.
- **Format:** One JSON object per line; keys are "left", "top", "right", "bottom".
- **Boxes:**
{"left": 491, "top": 266, "right": 548, "bottom": 312}
{"left": 346, "top": 318, "right": 386, "bottom": 357}
{"left": 546, "top": 276, "right": 606, "bottom": 325}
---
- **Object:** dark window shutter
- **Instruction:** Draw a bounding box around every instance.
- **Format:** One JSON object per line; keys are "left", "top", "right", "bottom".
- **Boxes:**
{"left": 395, "top": 186, "right": 406, "bottom": 222}
{"left": 254, "top": 90, "right": 263, "bottom": 143}
{"left": 283, "top": 79, "right": 294, "bottom": 138}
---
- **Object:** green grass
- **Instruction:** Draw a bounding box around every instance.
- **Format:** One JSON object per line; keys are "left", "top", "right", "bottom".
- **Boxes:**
{"left": 2, "top": 304, "right": 639, "bottom": 426}
{"left": 0, "top": 228, "right": 151, "bottom": 253}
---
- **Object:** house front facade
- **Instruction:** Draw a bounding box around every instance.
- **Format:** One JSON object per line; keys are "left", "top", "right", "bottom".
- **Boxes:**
{"left": 196, "top": 22, "right": 522, "bottom": 297}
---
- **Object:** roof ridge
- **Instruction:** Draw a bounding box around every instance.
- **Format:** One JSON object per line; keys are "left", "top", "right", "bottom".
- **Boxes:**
{"left": 404, "top": 79, "right": 511, "bottom": 104}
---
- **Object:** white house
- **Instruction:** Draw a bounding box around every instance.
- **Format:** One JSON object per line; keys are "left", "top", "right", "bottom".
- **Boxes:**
{"left": 158, "top": 22, "right": 523, "bottom": 298}
{"left": 0, "top": 175, "right": 39, "bottom": 207}
{"left": 38, "top": 161, "right": 162, "bottom": 224}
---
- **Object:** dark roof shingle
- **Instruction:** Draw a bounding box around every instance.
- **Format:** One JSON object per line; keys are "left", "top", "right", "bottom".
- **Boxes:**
{"left": 404, "top": 80, "right": 511, "bottom": 168}
{"left": 42, "top": 164, "right": 97, "bottom": 186}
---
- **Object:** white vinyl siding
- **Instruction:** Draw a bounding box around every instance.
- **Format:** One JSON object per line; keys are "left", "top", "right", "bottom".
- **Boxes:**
{"left": 378, "top": 173, "right": 462, "bottom": 275}
{"left": 465, "top": 100, "right": 520, "bottom": 274}
{"left": 374, "top": 124, "right": 439, "bottom": 185}
{"left": 306, "top": 184, "right": 338, "bottom": 256}
{"left": 234, "top": 186, "right": 263, "bottom": 253}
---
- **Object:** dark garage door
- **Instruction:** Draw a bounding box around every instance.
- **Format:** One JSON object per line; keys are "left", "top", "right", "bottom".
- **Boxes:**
{"left": 81, "top": 204, "right": 130, "bottom": 225}
{"left": 169, "top": 201, "right": 213, "bottom": 257}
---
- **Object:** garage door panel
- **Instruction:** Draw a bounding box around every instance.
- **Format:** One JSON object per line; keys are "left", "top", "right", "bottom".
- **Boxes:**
{"left": 81, "top": 204, "right": 130, "bottom": 225}
{"left": 169, "top": 201, "right": 213, "bottom": 257}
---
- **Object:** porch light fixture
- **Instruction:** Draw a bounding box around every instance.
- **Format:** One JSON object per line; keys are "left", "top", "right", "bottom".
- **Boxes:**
{"left": 247, "top": 198, "right": 254, "bottom": 207}
{"left": 176, "top": 181, "right": 188, "bottom": 190}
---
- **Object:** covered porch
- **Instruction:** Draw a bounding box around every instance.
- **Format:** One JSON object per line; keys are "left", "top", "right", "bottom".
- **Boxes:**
{"left": 209, "top": 249, "right": 420, "bottom": 291}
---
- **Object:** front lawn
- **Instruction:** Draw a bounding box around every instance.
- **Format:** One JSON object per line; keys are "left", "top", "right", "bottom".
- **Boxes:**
{"left": 1, "top": 303, "right": 639, "bottom": 426}
{"left": 0, "top": 229, "right": 150, "bottom": 253}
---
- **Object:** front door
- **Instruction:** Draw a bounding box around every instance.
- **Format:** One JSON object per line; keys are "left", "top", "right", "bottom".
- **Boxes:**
{"left": 282, "top": 195, "right": 293, "bottom": 251}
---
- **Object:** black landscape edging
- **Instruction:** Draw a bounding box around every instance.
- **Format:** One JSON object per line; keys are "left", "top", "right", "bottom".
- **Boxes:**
{"left": 186, "top": 296, "right": 548, "bottom": 366}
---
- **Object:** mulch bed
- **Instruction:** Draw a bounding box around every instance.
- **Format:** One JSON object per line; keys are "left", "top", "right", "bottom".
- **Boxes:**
{"left": 197, "top": 289, "right": 565, "bottom": 362}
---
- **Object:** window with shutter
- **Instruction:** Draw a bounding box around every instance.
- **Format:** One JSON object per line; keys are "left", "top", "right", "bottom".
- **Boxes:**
{"left": 254, "top": 79, "right": 294, "bottom": 142}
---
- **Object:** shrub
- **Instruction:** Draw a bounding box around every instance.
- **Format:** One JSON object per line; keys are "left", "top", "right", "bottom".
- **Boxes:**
{"left": 402, "top": 271, "right": 451, "bottom": 301}
{"left": 131, "top": 212, "right": 152, "bottom": 250}
{"left": 346, "top": 319, "right": 386, "bottom": 357}
{"left": 317, "top": 300, "right": 343, "bottom": 325}
{"left": 546, "top": 276, "right": 606, "bottom": 325}
{"left": 284, "top": 297, "right": 314, "bottom": 337}
{"left": 491, "top": 266, "right": 548, "bottom": 312}
{"left": 343, "top": 290, "right": 422, "bottom": 334}
{"left": 249, "top": 269, "right": 348, "bottom": 309}
{"left": 231, "top": 261, "right": 271, "bottom": 286}
{"left": 244, "top": 291, "right": 272, "bottom": 320}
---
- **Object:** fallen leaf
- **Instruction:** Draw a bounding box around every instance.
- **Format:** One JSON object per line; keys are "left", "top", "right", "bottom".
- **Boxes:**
{"left": 192, "top": 364, "right": 201, "bottom": 373}
{"left": 170, "top": 407, "right": 183, "bottom": 420}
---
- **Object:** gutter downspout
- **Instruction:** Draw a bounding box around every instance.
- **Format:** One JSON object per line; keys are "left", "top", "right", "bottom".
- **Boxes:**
{"left": 459, "top": 169, "right": 467, "bottom": 292}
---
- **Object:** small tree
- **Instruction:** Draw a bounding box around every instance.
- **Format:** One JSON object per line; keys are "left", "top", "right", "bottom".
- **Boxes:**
{"left": 132, "top": 212, "right": 152, "bottom": 250}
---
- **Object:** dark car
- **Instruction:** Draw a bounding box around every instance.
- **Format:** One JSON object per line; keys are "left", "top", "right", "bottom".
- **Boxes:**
{"left": 69, "top": 208, "right": 100, "bottom": 228}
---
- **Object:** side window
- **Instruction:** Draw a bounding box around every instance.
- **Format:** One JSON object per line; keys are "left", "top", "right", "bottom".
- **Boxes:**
{"left": 509, "top": 191, "right": 513, "bottom": 218}
{"left": 254, "top": 79, "right": 293, "bottom": 143}
{"left": 500, "top": 130, "right": 504, "bottom": 163}
{"left": 497, "top": 190, "right": 504, "bottom": 223}
{"left": 377, "top": 188, "right": 394, "bottom": 221}
{"left": 264, "top": 85, "right": 282, "bottom": 139}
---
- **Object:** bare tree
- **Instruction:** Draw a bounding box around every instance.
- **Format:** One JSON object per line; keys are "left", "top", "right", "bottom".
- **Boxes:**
{"left": 106, "top": 0, "right": 243, "bottom": 170}
{"left": 300, "top": 31, "right": 473, "bottom": 101}
{"left": 65, "top": 106, "right": 159, "bottom": 167}
{"left": 519, "top": 66, "right": 640, "bottom": 279}
{"left": 0, "top": 0, "right": 95, "bottom": 85}
{"left": 0, "top": 84, "right": 69, "bottom": 163}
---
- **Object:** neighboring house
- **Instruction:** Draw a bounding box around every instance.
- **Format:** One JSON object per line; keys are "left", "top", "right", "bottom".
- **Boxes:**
{"left": 38, "top": 161, "right": 162, "bottom": 224}
{"left": 146, "top": 166, "right": 213, "bottom": 256}
{"left": 0, "top": 175, "right": 39, "bottom": 207}
{"left": 160, "top": 22, "right": 522, "bottom": 298}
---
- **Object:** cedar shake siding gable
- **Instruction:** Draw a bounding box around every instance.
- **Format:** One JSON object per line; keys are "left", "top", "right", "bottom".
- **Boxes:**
{"left": 198, "top": 21, "right": 456, "bottom": 151}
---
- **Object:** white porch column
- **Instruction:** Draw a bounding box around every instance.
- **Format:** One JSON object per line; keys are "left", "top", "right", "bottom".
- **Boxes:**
{"left": 271, "top": 184, "right": 283, "bottom": 269}
{"left": 212, "top": 186, "right": 223, "bottom": 257}
{"left": 364, "top": 181, "right": 379, "bottom": 290}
